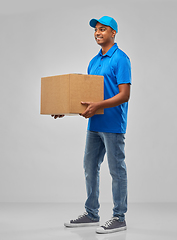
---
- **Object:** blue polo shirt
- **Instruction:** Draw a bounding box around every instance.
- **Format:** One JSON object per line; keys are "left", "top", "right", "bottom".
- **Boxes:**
{"left": 87, "top": 43, "right": 131, "bottom": 133}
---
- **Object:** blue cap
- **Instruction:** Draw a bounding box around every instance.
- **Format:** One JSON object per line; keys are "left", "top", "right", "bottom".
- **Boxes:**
{"left": 89, "top": 16, "right": 118, "bottom": 33}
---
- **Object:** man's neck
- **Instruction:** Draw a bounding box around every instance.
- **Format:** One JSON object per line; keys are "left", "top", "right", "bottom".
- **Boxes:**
{"left": 101, "top": 42, "right": 115, "bottom": 55}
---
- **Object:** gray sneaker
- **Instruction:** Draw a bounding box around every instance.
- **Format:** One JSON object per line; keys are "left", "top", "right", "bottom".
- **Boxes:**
{"left": 96, "top": 217, "right": 127, "bottom": 234}
{"left": 64, "top": 212, "right": 100, "bottom": 227}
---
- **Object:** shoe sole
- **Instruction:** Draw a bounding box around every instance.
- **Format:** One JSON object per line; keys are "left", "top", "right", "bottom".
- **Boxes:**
{"left": 96, "top": 226, "right": 127, "bottom": 234}
{"left": 64, "top": 222, "right": 100, "bottom": 228}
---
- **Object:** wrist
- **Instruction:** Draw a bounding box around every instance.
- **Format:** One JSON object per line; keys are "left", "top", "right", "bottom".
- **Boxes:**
{"left": 97, "top": 101, "right": 105, "bottom": 109}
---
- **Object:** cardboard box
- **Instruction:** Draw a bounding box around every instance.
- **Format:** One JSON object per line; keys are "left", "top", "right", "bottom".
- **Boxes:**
{"left": 40, "top": 74, "right": 104, "bottom": 115}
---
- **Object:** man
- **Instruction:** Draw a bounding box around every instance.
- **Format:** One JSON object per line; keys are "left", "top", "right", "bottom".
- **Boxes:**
{"left": 52, "top": 16, "right": 131, "bottom": 234}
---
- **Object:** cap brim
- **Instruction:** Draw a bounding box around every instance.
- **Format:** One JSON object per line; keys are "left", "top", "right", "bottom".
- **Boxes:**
{"left": 89, "top": 18, "right": 99, "bottom": 28}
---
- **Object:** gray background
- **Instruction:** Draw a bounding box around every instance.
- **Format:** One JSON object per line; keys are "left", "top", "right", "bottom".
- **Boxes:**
{"left": 0, "top": 0, "right": 176, "bottom": 203}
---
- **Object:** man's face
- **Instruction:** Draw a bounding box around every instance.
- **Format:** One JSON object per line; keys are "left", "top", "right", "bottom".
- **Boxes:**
{"left": 94, "top": 22, "right": 116, "bottom": 46}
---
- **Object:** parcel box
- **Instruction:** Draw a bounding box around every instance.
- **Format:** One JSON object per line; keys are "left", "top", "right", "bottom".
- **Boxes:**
{"left": 40, "top": 74, "right": 104, "bottom": 115}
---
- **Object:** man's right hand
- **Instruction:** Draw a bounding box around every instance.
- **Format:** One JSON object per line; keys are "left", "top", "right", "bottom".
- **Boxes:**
{"left": 51, "top": 115, "right": 65, "bottom": 119}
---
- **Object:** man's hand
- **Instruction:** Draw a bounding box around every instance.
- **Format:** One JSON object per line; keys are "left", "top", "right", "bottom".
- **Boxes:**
{"left": 51, "top": 115, "right": 65, "bottom": 119}
{"left": 80, "top": 102, "right": 100, "bottom": 118}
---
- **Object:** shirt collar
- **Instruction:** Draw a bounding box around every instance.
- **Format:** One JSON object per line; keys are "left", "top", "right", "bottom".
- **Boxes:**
{"left": 98, "top": 43, "right": 118, "bottom": 57}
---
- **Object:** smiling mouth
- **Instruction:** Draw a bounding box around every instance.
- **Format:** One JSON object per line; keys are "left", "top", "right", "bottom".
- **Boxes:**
{"left": 96, "top": 37, "right": 103, "bottom": 40}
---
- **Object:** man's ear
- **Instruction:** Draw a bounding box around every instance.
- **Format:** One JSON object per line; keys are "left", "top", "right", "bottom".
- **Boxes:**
{"left": 111, "top": 30, "right": 116, "bottom": 38}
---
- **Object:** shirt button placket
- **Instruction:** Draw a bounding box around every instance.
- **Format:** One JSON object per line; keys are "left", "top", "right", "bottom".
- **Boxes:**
{"left": 99, "top": 57, "right": 103, "bottom": 67}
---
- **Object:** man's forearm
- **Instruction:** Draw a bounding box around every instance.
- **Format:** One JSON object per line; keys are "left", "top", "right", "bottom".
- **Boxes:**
{"left": 81, "top": 84, "right": 130, "bottom": 118}
{"left": 98, "top": 92, "right": 130, "bottom": 109}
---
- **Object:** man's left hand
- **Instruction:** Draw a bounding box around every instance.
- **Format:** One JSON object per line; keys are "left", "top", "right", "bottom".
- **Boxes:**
{"left": 80, "top": 101, "right": 100, "bottom": 118}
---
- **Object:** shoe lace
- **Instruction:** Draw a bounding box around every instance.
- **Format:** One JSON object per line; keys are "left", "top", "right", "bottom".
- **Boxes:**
{"left": 103, "top": 217, "right": 119, "bottom": 228}
{"left": 73, "top": 212, "right": 88, "bottom": 222}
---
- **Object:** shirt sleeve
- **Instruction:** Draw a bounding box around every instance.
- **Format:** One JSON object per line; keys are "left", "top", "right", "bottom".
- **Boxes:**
{"left": 87, "top": 63, "right": 90, "bottom": 74}
{"left": 115, "top": 56, "right": 132, "bottom": 85}
{"left": 87, "top": 59, "right": 93, "bottom": 75}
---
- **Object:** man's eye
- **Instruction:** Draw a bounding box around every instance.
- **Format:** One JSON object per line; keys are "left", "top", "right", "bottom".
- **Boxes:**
{"left": 101, "top": 28, "right": 106, "bottom": 31}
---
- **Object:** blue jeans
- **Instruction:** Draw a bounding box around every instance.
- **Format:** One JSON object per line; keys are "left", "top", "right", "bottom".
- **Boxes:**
{"left": 84, "top": 130, "right": 127, "bottom": 222}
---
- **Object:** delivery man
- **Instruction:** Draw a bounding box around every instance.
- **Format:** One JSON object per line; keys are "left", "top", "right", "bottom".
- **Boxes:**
{"left": 52, "top": 16, "right": 131, "bottom": 234}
